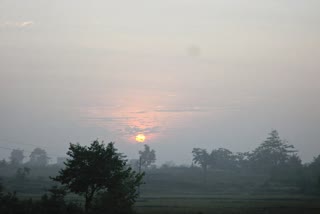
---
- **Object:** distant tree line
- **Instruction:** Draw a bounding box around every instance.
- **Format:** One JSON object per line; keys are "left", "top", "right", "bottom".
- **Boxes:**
{"left": 192, "top": 130, "right": 320, "bottom": 193}
{"left": 6, "top": 147, "right": 49, "bottom": 167}
{"left": 1, "top": 130, "right": 320, "bottom": 214}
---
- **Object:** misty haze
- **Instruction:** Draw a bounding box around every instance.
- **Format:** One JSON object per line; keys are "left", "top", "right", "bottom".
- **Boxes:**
{"left": 1, "top": 1, "right": 320, "bottom": 214}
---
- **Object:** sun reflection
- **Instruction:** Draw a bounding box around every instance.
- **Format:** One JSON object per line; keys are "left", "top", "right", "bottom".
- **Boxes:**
{"left": 135, "top": 134, "right": 146, "bottom": 143}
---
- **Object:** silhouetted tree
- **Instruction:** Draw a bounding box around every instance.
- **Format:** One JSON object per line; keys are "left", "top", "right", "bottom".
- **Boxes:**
{"left": 93, "top": 171, "right": 144, "bottom": 214}
{"left": 16, "top": 167, "right": 31, "bottom": 181}
{"left": 249, "top": 130, "right": 296, "bottom": 173}
{"left": 234, "top": 152, "right": 251, "bottom": 170}
{"left": 10, "top": 149, "right": 24, "bottom": 165}
{"left": 192, "top": 148, "right": 210, "bottom": 183}
{"left": 52, "top": 140, "right": 144, "bottom": 213}
{"left": 287, "top": 154, "right": 302, "bottom": 168}
{"left": 139, "top": 144, "right": 156, "bottom": 170}
{"left": 310, "top": 155, "right": 320, "bottom": 171}
{"left": 210, "top": 148, "right": 236, "bottom": 170}
{"left": 128, "top": 159, "right": 140, "bottom": 172}
{"left": 0, "top": 181, "right": 3, "bottom": 195}
{"left": 309, "top": 155, "right": 320, "bottom": 191}
{"left": 0, "top": 159, "right": 7, "bottom": 168}
{"left": 40, "top": 186, "right": 72, "bottom": 214}
{"left": 29, "top": 148, "right": 49, "bottom": 166}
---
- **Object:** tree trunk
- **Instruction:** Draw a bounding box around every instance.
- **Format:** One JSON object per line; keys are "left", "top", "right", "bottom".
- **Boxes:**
{"left": 85, "top": 198, "right": 89, "bottom": 213}
{"left": 85, "top": 195, "right": 93, "bottom": 213}
{"left": 203, "top": 165, "right": 207, "bottom": 184}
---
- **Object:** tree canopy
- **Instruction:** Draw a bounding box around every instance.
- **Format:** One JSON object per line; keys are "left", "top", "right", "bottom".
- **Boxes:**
{"left": 192, "top": 148, "right": 211, "bottom": 183}
{"left": 52, "top": 140, "right": 144, "bottom": 213}
{"left": 139, "top": 144, "right": 156, "bottom": 169}
{"left": 10, "top": 149, "right": 24, "bottom": 165}
{"left": 29, "top": 148, "right": 49, "bottom": 166}
{"left": 249, "top": 130, "right": 296, "bottom": 173}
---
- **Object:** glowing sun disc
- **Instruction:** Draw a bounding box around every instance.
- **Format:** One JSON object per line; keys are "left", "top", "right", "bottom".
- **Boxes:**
{"left": 135, "top": 134, "right": 146, "bottom": 143}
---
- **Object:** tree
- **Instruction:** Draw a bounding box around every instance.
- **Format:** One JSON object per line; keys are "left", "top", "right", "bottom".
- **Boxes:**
{"left": 52, "top": 140, "right": 144, "bottom": 213}
{"left": 16, "top": 167, "right": 31, "bottom": 181}
{"left": 286, "top": 154, "right": 302, "bottom": 169}
{"left": 128, "top": 159, "right": 139, "bottom": 171}
{"left": 0, "top": 159, "right": 7, "bottom": 168}
{"left": 210, "top": 148, "right": 236, "bottom": 170}
{"left": 139, "top": 144, "right": 156, "bottom": 170}
{"left": 40, "top": 186, "right": 73, "bottom": 214}
{"left": 10, "top": 149, "right": 24, "bottom": 165}
{"left": 309, "top": 155, "right": 320, "bottom": 190}
{"left": 29, "top": 148, "right": 49, "bottom": 166}
{"left": 0, "top": 181, "right": 3, "bottom": 196}
{"left": 192, "top": 148, "right": 211, "bottom": 183}
{"left": 249, "top": 130, "right": 296, "bottom": 173}
{"left": 93, "top": 171, "right": 144, "bottom": 214}
{"left": 234, "top": 152, "right": 251, "bottom": 170}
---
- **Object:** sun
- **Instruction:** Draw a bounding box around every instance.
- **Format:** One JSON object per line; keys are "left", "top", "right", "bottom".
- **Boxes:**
{"left": 135, "top": 134, "right": 146, "bottom": 143}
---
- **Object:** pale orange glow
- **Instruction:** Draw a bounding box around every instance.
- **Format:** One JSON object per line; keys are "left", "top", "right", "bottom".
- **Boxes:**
{"left": 82, "top": 89, "right": 187, "bottom": 144}
{"left": 135, "top": 134, "right": 146, "bottom": 143}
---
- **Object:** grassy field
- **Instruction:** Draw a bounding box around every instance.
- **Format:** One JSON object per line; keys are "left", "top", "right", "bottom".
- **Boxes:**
{"left": 134, "top": 195, "right": 320, "bottom": 214}
{"left": 15, "top": 192, "right": 320, "bottom": 214}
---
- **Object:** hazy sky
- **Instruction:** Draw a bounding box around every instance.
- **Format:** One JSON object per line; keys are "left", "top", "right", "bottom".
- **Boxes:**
{"left": 1, "top": 0, "right": 320, "bottom": 164}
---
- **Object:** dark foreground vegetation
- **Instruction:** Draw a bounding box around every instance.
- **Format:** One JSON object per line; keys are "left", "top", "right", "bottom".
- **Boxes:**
{"left": 1, "top": 141, "right": 143, "bottom": 214}
{"left": 1, "top": 130, "right": 320, "bottom": 213}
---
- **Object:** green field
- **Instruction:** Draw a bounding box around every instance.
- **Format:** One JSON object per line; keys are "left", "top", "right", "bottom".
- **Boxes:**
{"left": 2, "top": 160, "right": 320, "bottom": 214}
{"left": 134, "top": 195, "right": 320, "bottom": 214}
{"left": 15, "top": 192, "right": 320, "bottom": 214}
